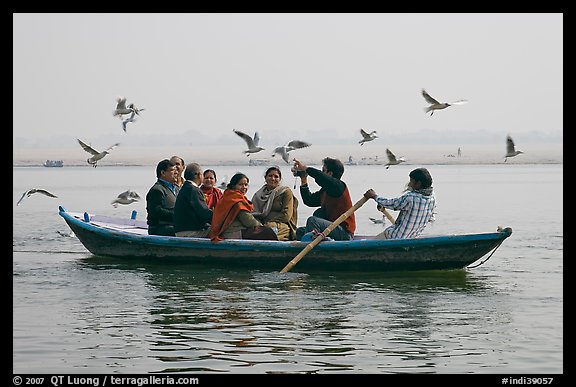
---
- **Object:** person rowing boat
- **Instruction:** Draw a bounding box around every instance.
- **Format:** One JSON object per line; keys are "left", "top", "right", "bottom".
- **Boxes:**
{"left": 364, "top": 167, "right": 436, "bottom": 239}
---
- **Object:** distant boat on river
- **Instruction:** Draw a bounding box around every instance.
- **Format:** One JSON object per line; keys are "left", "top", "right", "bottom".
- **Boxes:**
{"left": 43, "top": 160, "right": 64, "bottom": 167}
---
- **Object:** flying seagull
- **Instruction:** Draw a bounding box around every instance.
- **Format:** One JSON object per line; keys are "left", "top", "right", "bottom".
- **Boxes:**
{"left": 384, "top": 148, "right": 405, "bottom": 169}
{"left": 369, "top": 216, "right": 385, "bottom": 225}
{"left": 16, "top": 188, "right": 57, "bottom": 206}
{"left": 121, "top": 111, "right": 137, "bottom": 132}
{"left": 111, "top": 189, "right": 141, "bottom": 207}
{"left": 421, "top": 89, "right": 468, "bottom": 116}
{"left": 233, "top": 129, "right": 265, "bottom": 155}
{"left": 505, "top": 135, "right": 524, "bottom": 162}
{"left": 359, "top": 129, "right": 378, "bottom": 145}
{"left": 77, "top": 139, "right": 120, "bottom": 167}
{"left": 127, "top": 103, "right": 145, "bottom": 115}
{"left": 272, "top": 140, "right": 311, "bottom": 163}
{"left": 113, "top": 96, "right": 133, "bottom": 119}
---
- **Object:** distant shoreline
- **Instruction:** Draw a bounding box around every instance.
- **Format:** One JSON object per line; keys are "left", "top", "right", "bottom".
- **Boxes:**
{"left": 13, "top": 143, "right": 563, "bottom": 167}
{"left": 13, "top": 160, "right": 564, "bottom": 168}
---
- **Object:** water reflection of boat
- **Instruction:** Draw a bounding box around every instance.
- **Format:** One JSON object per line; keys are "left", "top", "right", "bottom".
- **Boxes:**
{"left": 73, "top": 257, "right": 497, "bottom": 373}
{"left": 43, "top": 160, "right": 64, "bottom": 167}
{"left": 79, "top": 259, "right": 486, "bottom": 293}
{"left": 60, "top": 206, "right": 512, "bottom": 272}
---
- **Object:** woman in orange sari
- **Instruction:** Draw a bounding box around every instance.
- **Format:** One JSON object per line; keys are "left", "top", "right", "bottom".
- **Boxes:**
{"left": 209, "top": 173, "right": 277, "bottom": 242}
{"left": 200, "top": 169, "right": 223, "bottom": 209}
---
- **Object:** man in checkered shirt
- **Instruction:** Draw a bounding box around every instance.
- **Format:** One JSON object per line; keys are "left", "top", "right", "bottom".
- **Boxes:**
{"left": 364, "top": 168, "right": 436, "bottom": 239}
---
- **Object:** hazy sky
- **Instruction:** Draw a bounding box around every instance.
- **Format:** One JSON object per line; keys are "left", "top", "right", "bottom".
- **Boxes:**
{"left": 13, "top": 13, "right": 563, "bottom": 151}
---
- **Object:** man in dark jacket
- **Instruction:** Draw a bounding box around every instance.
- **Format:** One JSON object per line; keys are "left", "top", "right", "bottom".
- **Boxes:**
{"left": 292, "top": 157, "right": 355, "bottom": 241}
{"left": 174, "top": 163, "right": 213, "bottom": 237}
{"left": 146, "top": 159, "right": 179, "bottom": 236}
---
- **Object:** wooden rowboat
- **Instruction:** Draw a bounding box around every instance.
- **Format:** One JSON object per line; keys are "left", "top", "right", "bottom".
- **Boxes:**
{"left": 59, "top": 206, "right": 512, "bottom": 272}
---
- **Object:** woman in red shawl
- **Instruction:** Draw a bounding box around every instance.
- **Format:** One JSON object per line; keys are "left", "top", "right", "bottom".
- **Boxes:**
{"left": 200, "top": 169, "right": 223, "bottom": 209}
{"left": 209, "top": 173, "right": 277, "bottom": 242}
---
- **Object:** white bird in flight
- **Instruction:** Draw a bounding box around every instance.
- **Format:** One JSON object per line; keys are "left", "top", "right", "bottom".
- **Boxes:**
{"left": 121, "top": 111, "right": 137, "bottom": 132}
{"left": 77, "top": 139, "right": 120, "bottom": 168}
{"left": 111, "top": 189, "right": 141, "bottom": 207}
{"left": 384, "top": 148, "right": 405, "bottom": 169}
{"left": 505, "top": 135, "right": 524, "bottom": 162}
{"left": 113, "top": 96, "right": 133, "bottom": 119}
{"left": 127, "top": 103, "right": 145, "bottom": 115}
{"left": 233, "top": 129, "right": 265, "bottom": 155}
{"left": 369, "top": 216, "right": 385, "bottom": 225}
{"left": 359, "top": 129, "right": 378, "bottom": 145}
{"left": 16, "top": 188, "right": 58, "bottom": 206}
{"left": 421, "top": 89, "right": 468, "bottom": 116}
{"left": 113, "top": 97, "right": 145, "bottom": 119}
{"left": 272, "top": 140, "right": 311, "bottom": 163}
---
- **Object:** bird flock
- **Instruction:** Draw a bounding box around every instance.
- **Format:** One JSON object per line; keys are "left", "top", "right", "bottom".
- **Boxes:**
{"left": 76, "top": 96, "right": 145, "bottom": 169}
{"left": 16, "top": 96, "right": 147, "bottom": 207}
{"left": 17, "top": 89, "right": 525, "bottom": 208}
{"left": 229, "top": 86, "right": 522, "bottom": 168}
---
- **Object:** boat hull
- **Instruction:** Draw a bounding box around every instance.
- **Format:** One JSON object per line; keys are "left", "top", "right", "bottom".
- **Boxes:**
{"left": 59, "top": 207, "right": 512, "bottom": 272}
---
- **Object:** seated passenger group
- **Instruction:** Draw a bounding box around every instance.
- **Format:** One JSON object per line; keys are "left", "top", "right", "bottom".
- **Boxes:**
{"left": 146, "top": 157, "right": 435, "bottom": 241}
{"left": 147, "top": 161, "right": 298, "bottom": 241}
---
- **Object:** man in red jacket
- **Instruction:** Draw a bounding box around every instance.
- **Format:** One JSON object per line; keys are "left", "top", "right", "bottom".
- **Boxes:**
{"left": 292, "top": 157, "right": 355, "bottom": 241}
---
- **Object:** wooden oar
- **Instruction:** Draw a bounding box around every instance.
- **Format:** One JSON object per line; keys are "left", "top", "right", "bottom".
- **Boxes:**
{"left": 280, "top": 196, "right": 368, "bottom": 273}
{"left": 378, "top": 206, "right": 396, "bottom": 224}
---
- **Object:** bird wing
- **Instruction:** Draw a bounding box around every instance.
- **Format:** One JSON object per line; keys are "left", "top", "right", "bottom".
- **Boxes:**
{"left": 360, "top": 128, "right": 370, "bottom": 139}
{"left": 16, "top": 190, "right": 29, "bottom": 206}
{"left": 449, "top": 99, "right": 468, "bottom": 105}
{"left": 117, "top": 189, "right": 131, "bottom": 199}
{"left": 506, "top": 136, "right": 516, "bottom": 153}
{"left": 128, "top": 104, "right": 145, "bottom": 114}
{"left": 116, "top": 96, "right": 127, "bottom": 109}
{"left": 77, "top": 139, "right": 100, "bottom": 155}
{"left": 272, "top": 146, "right": 290, "bottom": 163}
{"left": 105, "top": 143, "right": 120, "bottom": 153}
{"left": 287, "top": 140, "right": 311, "bottom": 149}
{"left": 35, "top": 189, "right": 57, "bottom": 198}
{"left": 129, "top": 190, "right": 141, "bottom": 199}
{"left": 253, "top": 131, "right": 260, "bottom": 146}
{"left": 386, "top": 148, "right": 397, "bottom": 162}
{"left": 233, "top": 129, "right": 255, "bottom": 147}
{"left": 422, "top": 89, "right": 440, "bottom": 105}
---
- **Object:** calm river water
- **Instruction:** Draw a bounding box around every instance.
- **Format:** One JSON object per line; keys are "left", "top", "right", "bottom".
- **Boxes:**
{"left": 13, "top": 164, "right": 562, "bottom": 374}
